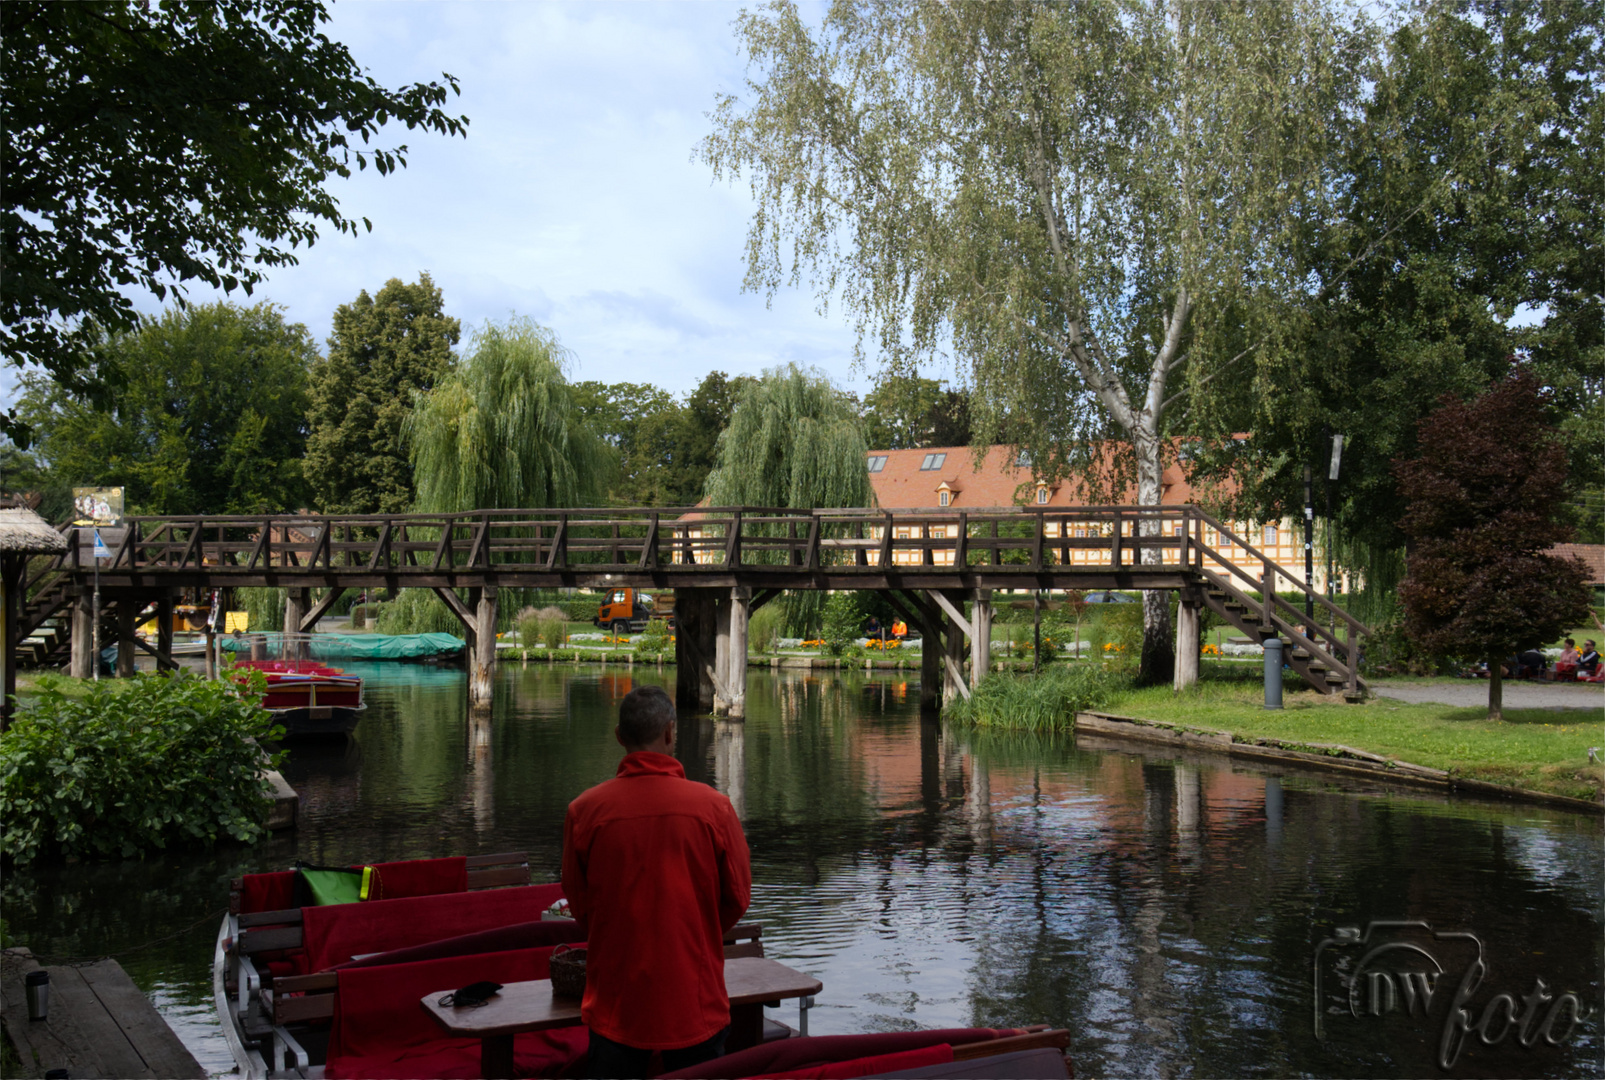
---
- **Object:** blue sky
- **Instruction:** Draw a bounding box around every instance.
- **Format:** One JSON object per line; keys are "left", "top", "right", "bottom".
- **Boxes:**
{"left": 8, "top": 2, "right": 873, "bottom": 405}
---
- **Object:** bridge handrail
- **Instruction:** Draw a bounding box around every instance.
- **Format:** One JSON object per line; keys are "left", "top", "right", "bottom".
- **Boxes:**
{"left": 1188, "top": 509, "right": 1368, "bottom": 638}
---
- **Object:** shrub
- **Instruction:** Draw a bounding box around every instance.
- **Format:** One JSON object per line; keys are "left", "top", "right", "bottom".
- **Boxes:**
{"left": 636, "top": 618, "right": 673, "bottom": 658}
{"left": 536, "top": 606, "right": 569, "bottom": 649}
{"left": 819, "top": 592, "right": 862, "bottom": 656}
{"left": 946, "top": 664, "right": 1129, "bottom": 731}
{"left": 1, "top": 672, "right": 285, "bottom": 864}
{"left": 236, "top": 587, "right": 286, "bottom": 635}
{"left": 748, "top": 603, "right": 784, "bottom": 654}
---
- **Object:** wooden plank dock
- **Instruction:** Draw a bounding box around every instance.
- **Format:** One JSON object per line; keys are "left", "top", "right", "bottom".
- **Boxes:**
{"left": 1, "top": 948, "right": 204, "bottom": 1079}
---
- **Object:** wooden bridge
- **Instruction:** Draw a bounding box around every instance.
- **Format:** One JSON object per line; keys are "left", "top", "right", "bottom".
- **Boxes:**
{"left": 9, "top": 505, "right": 1367, "bottom": 716}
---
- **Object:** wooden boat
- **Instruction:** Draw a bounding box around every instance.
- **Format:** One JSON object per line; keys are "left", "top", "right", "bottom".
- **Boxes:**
{"left": 214, "top": 852, "right": 1071, "bottom": 1079}
{"left": 233, "top": 660, "right": 366, "bottom": 738}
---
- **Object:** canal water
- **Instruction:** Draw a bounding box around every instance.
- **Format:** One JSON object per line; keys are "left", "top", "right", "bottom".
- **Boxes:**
{"left": 3, "top": 663, "right": 1600, "bottom": 1078}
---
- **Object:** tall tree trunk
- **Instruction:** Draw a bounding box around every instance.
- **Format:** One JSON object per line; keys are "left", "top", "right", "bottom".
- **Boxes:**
{"left": 1488, "top": 657, "right": 1503, "bottom": 721}
{"left": 1135, "top": 431, "right": 1174, "bottom": 685}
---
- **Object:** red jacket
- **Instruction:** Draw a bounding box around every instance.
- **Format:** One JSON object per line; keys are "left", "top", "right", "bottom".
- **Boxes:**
{"left": 561, "top": 751, "right": 752, "bottom": 1049}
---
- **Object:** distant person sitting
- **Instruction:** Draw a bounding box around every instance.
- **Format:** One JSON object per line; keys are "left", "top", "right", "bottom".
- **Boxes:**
{"left": 1579, "top": 641, "right": 1601, "bottom": 675}
{"left": 1517, "top": 649, "right": 1547, "bottom": 680}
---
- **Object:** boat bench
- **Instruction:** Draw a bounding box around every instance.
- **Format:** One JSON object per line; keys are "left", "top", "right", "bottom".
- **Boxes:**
{"left": 264, "top": 923, "right": 772, "bottom": 1077}
{"left": 656, "top": 1027, "right": 1073, "bottom": 1080}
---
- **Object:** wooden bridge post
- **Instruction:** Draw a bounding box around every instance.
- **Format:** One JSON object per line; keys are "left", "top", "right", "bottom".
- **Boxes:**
{"left": 673, "top": 590, "right": 718, "bottom": 712}
{"left": 70, "top": 591, "right": 93, "bottom": 679}
{"left": 942, "top": 592, "right": 966, "bottom": 703}
{"left": 971, "top": 589, "right": 993, "bottom": 677}
{"left": 284, "top": 588, "right": 308, "bottom": 658}
{"left": 727, "top": 586, "right": 750, "bottom": 720}
{"left": 713, "top": 596, "right": 732, "bottom": 715}
{"left": 156, "top": 590, "right": 175, "bottom": 670}
{"left": 1174, "top": 587, "right": 1201, "bottom": 691}
{"left": 468, "top": 587, "right": 498, "bottom": 712}
{"left": 115, "top": 598, "right": 137, "bottom": 677}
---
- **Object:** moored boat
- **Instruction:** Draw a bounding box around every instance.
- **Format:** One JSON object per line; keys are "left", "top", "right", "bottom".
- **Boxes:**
{"left": 234, "top": 659, "right": 366, "bottom": 738}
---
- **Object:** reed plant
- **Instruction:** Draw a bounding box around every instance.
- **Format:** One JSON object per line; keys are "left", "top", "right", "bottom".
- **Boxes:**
{"left": 946, "top": 663, "right": 1129, "bottom": 731}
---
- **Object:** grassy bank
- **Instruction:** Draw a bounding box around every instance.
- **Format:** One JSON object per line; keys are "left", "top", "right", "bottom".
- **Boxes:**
{"left": 1101, "top": 680, "right": 1604, "bottom": 803}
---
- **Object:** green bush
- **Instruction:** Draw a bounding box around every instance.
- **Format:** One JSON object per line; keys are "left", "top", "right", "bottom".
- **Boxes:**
{"left": 819, "top": 592, "right": 862, "bottom": 656}
{"left": 374, "top": 590, "right": 462, "bottom": 635}
{"left": 535, "top": 606, "right": 569, "bottom": 648}
{"left": 636, "top": 618, "right": 673, "bottom": 658}
{"left": 748, "top": 604, "right": 784, "bottom": 654}
{"left": 1, "top": 672, "right": 285, "bottom": 864}
{"left": 946, "top": 664, "right": 1129, "bottom": 731}
{"left": 236, "top": 587, "right": 286, "bottom": 635}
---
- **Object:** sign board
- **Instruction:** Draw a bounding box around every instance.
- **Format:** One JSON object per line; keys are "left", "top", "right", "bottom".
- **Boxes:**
{"left": 93, "top": 529, "right": 110, "bottom": 558}
{"left": 72, "top": 487, "right": 124, "bottom": 526}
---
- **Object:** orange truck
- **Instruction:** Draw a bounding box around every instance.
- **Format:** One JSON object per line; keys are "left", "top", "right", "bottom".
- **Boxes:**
{"left": 594, "top": 588, "right": 675, "bottom": 634}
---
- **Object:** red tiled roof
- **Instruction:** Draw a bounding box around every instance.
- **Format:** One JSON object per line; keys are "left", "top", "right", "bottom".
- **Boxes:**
{"left": 865, "top": 445, "right": 1196, "bottom": 510}
{"left": 1550, "top": 543, "right": 1605, "bottom": 585}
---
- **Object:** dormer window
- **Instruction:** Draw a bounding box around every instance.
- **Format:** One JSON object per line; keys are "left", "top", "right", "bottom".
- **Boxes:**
{"left": 866, "top": 455, "right": 887, "bottom": 472}
{"left": 1035, "top": 485, "right": 1049, "bottom": 505}
{"left": 938, "top": 490, "right": 951, "bottom": 507}
{"left": 1017, "top": 450, "right": 1032, "bottom": 467}
{"left": 919, "top": 452, "right": 946, "bottom": 471}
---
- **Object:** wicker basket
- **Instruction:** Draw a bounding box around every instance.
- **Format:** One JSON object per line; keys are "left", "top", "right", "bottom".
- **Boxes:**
{"left": 549, "top": 944, "right": 588, "bottom": 999}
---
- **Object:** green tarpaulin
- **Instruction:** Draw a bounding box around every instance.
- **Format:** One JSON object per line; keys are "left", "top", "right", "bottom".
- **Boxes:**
{"left": 220, "top": 632, "right": 464, "bottom": 661}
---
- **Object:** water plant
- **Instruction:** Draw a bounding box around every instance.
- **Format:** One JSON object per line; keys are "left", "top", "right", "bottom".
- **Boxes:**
{"left": 946, "top": 663, "right": 1130, "bottom": 731}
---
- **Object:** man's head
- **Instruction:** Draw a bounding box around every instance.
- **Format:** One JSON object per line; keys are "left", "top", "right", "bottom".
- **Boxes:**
{"left": 1587, "top": 641, "right": 1598, "bottom": 653}
{"left": 616, "top": 685, "right": 677, "bottom": 753}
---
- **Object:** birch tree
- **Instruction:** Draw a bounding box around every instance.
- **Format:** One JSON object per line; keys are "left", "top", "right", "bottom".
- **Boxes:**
{"left": 702, "top": 0, "right": 1369, "bottom": 681}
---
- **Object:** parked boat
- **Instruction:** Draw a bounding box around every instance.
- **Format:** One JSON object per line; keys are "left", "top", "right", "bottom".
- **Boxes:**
{"left": 233, "top": 659, "right": 366, "bottom": 738}
{"left": 214, "top": 852, "right": 1072, "bottom": 1080}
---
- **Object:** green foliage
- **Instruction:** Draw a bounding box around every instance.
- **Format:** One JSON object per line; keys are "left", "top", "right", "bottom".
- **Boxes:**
{"left": 1, "top": 0, "right": 468, "bottom": 444}
{"left": 748, "top": 603, "right": 785, "bottom": 654}
{"left": 15, "top": 302, "right": 315, "bottom": 514}
{"left": 409, "top": 316, "right": 610, "bottom": 513}
{"left": 236, "top": 588, "right": 287, "bottom": 635}
{"left": 570, "top": 380, "right": 679, "bottom": 505}
{"left": 373, "top": 590, "right": 461, "bottom": 636}
{"left": 664, "top": 371, "right": 758, "bottom": 506}
{"left": 947, "top": 665, "right": 1130, "bottom": 731}
{"left": 0, "top": 672, "right": 284, "bottom": 864}
{"left": 305, "top": 275, "right": 461, "bottom": 514}
{"left": 862, "top": 373, "right": 971, "bottom": 450}
{"left": 534, "top": 607, "right": 569, "bottom": 649}
{"left": 818, "top": 592, "right": 864, "bottom": 656}
{"left": 636, "top": 618, "right": 673, "bottom": 658}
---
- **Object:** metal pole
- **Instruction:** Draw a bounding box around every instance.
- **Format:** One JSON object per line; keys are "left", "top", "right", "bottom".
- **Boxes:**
{"left": 1303, "top": 465, "right": 1314, "bottom": 635}
{"left": 1263, "top": 637, "right": 1283, "bottom": 709}
{"left": 92, "top": 545, "right": 100, "bottom": 683}
{"left": 1033, "top": 589, "right": 1042, "bottom": 674}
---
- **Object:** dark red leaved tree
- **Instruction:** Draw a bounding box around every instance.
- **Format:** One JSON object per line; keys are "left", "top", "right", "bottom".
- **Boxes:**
{"left": 1395, "top": 372, "right": 1592, "bottom": 719}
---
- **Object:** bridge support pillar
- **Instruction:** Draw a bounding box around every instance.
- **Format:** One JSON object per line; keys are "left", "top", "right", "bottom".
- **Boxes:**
{"left": 970, "top": 589, "right": 992, "bottom": 680}
{"left": 943, "top": 597, "right": 965, "bottom": 704}
{"left": 1174, "top": 590, "right": 1201, "bottom": 692}
{"left": 115, "top": 598, "right": 137, "bottom": 678}
{"left": 725, "top": 587, "right": 749, "bottom": 720}
{"left": 284, "top": 588, "right": 308, "bottom": 658}
{"left": 919, "top": 613, "right": 942, "bottom": 715}
{"left": 713, "top": 597, "right": 731, "bottom": 715}
{"left": 156, "top": 591, "right": 175, "bottom": 670}
{"left": 70, "top": 591, "right": 94, "bottom": 679}
{"left": 468, "top": 587, "right": 498, "bottom": 713}
{"left": 674, "top": 590, "right": 717, "bottom": 713}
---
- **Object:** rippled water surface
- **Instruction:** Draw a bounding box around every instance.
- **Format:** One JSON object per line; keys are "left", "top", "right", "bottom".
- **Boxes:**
{"left": 5, "top": 663, "right": 1601, "bottom": 1078}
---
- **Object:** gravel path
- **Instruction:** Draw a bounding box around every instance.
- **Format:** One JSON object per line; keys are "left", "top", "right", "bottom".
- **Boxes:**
{"left": 1369, "top": 679, "right": 1605, "bottom": 710}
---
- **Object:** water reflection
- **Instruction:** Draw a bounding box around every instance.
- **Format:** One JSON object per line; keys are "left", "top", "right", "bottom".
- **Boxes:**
{"left": 1, "top": 665, "right": 1599, "bottom": 1078}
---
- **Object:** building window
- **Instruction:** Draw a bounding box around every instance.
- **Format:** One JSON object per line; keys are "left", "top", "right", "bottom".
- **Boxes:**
{"left": 919, "top": 452, "right": 946, "bottom": 471}
{"left": 1035, "top": 486, "right": 1049, "bottom": 504}
{"left": 1017, "top": 450, "right": 1032, "bottom": 467}
{"left": 895, "top": 528, "right": 910, "bottom": 540}
{"left": 1263, "top": 524, "right": 1278, "bottom": 545}
{"left": 866, "top": 455, "right": 887, "bottom": 472}
{"left": 938, "top": 490, "right": 951, "bottom": 507}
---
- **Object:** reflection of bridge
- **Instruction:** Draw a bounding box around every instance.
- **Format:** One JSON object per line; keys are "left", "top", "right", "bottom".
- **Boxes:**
{"left": 14, "top": 505, "right": 1366, "bottom": 715}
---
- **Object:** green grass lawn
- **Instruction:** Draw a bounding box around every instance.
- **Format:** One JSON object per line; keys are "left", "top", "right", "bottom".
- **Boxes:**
{"left": 1102, "top": 678, "right": 1604, "bottom": 803}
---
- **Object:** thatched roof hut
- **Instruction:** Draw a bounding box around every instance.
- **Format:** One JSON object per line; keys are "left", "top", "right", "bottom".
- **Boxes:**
{"left": 0, "top": 507, "right": 68, "bottom": 554}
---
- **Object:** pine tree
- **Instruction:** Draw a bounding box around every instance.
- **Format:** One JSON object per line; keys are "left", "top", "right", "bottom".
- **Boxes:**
{"left": 304, "top": 274, "right": 459, "bottom": 514}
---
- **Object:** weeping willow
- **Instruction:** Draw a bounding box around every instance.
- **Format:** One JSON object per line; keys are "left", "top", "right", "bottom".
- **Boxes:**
{"left": 409, "top": 317, "right": 612, "bottom": 513}
{"left": 705, "top": 364, "right": 873, "bottom": 636}
{"left": 398, "top": 318, "right": 612, "bottom": 634}
{"left": 1326, "top": 523, "right": 1405, "bottom": 628}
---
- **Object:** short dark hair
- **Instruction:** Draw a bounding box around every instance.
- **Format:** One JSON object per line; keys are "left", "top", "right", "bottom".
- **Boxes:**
{"left": 618, "top": 686, "right": 676, "bottom": 748}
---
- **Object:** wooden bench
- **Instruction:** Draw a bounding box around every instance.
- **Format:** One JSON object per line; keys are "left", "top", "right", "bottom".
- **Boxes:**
{"left": 1, "top": 948, "right": 205, "bottom": 1080}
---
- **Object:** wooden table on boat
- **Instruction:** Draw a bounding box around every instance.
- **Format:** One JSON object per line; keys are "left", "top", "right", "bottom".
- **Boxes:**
{"left": 421, "top": 955, "right": 823, "bottom": 1079}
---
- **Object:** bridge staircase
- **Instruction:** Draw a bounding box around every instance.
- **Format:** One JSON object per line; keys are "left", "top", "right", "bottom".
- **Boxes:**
{"left": 1188, "top": 513, "right": 1366, "bottom": 700}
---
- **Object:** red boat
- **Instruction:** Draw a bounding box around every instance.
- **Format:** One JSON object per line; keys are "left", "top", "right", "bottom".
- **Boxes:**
{"left": 235, "top": 659, "right": 366, "bottom": 738}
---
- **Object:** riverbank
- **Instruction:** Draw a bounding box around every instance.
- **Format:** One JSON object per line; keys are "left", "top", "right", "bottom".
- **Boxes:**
{"left": 1092, "top": 680, "right": 1604, "bottom": 807}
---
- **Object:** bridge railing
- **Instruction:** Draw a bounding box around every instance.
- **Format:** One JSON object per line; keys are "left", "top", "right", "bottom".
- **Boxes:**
{"left": 49, "top": 505, "right": 1231, "bottom": 576}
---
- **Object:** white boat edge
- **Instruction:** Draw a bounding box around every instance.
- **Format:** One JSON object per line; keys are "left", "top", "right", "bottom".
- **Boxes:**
{"left": 214, "top": 913, "right": 269, "bottom": 1079}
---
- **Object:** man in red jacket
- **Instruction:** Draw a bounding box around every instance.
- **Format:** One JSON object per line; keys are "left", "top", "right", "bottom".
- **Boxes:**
{"left": 562, "top": 685, "right": 752, "bottom": 1078}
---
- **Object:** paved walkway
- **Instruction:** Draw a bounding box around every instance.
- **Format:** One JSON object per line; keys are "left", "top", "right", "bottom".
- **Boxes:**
{"left": 1369, "top": 679, "right": 1605, "bottom": 710}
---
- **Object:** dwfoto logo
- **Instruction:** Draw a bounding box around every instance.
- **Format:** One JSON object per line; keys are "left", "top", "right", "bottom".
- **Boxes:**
{"left": 1314, "top": 919, "right": 1590, "bottom": 1071}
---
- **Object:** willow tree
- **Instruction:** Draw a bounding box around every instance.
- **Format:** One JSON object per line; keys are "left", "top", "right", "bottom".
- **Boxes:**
{"left": 701, "top": 0, "right": 1369, "bottom": 682}
{"left": 409, "top": 317, "right": 610, "bottom": 513}
{"left": 705, "top": 363, "right": 871, "bottom": 635}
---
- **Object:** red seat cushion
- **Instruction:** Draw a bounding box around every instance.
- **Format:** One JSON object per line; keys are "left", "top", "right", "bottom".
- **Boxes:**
{"left": 657, "top": 1030, "right": 1016, "bottom": 1079}
{"left": 303, "top": 884, "right": 563, "bottom": 972}
{"left": 747, "top": 1043, "right": 954, "bottom": 1079}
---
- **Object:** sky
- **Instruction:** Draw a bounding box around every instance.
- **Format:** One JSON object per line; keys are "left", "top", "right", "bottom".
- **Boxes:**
{"left": 7, "top": 1, "right": 877, "bottom": 406}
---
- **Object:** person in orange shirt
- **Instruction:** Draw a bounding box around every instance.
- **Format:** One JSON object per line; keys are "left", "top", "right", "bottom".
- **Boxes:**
{"left": 562, "top": 686, "right": 752, "bottom": 1078}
